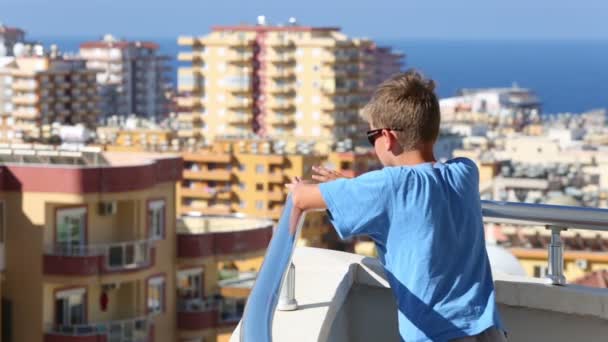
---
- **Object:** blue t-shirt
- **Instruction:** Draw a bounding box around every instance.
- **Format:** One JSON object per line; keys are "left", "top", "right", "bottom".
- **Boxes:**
{"left": 318, "top": 158, "right": 503, "bottom": 342}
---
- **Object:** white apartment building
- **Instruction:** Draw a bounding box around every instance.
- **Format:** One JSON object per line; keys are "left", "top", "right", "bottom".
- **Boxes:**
{"left": 80, "top": 34, "right": 170, "bottom": 120}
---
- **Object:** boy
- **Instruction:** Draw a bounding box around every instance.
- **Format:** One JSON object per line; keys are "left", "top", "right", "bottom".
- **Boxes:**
{"left": 289, "top": 70, "right": 505, "bottom": 342}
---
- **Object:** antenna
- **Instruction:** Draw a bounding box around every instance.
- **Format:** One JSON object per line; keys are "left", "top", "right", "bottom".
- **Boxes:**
{"left": 257, "top": 15, "right": 267, "bottom": 26}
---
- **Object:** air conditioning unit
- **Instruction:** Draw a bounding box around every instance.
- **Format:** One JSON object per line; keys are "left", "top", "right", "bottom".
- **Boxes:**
{"left": 98, "top": 201, "right": 117, "bottom": 216}
{"left": 575, "top": 259, "right": 588, "bottom": 270}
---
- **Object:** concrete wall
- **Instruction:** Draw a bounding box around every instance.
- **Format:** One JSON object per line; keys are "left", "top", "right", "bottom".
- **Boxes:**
{"left": 499, "top": 304, "right": 608, "bottom": 342}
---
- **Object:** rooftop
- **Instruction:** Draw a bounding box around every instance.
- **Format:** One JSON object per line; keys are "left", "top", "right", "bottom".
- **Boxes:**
{"left": 0, "top": 144, "right": 182, "bottom": 193}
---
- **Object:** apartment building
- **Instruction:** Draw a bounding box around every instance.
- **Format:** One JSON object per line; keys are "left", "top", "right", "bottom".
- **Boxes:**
{"left": 176, "top": 215, "right": 273, "bottom": 342}
{"left": 177, "top": 137, "right": 381, "bottom": 251}
{"left": 0, "top": 55, "right": 100, "bottom": 142}
{"left": 177, "top": 19, "right": 403, "bottom": 145}
{"left": 360, "top": 43, "right": 404, "bottom": 95}
{"left": 80, "top": 35, "right": 170, "bottom": 120}
{"left": 0, "top": 23, "right": 25, "bottom": 57}
{"left": 0, "top": 145, "right": 181, "bottom": 342}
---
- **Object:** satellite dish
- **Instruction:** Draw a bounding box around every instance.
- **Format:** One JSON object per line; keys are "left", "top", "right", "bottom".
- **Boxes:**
{"left": 0, "top": 44, "right": 6, "bottom": 57}
{"left": 13, "top": 42, "right": 24, "bottom": 57}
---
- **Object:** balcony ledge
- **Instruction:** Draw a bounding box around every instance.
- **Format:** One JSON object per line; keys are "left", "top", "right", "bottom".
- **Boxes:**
{"left": 231, "top": 247, "right": 608, "bottom": 342}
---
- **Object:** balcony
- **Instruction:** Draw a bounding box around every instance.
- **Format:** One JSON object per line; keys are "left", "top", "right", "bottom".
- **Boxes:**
{"left": 226, "top": 83, "right": 252, "bottom": 93}
{"left": 181, "top": 187, "right": 231, "bottom": 200}
{"left": 267, "top": 99, "right": 295, "bottom": 111}
{"left": 178, "top": 36, "right": 195, "bottom": 46}
{"left": 227, "top": 97, "right": 251, "bottom": 109}
{"left": 267, "top": 189, "right": 285, "bottom": 202}
{"left": 12, "top": 94, "right": 38, "bottom": 105}
{"left": 267, "top": 172, "right": 285, "bottom": 183}
{"left": 45, "top": 315, "right": 151, "bottom": 342}
{"left": 177, "top": 298, "right": 218, "bottom": 331}
{"left": 12, "top": 109, "right": 40, "bottom": 120}
{"left": 266, "top": 68, "right": 295, "bottom": 79}
{"left": 183, "top": 152, "right": 231, "bottom": 164}
{"left": 177, "top": 129, "right": 201, "bottom": 138}
{"left": 268, "top": 115, "right": 295, "bottom": 127}
{"left": 177, "top": 112, "right": 201, "bottom": 123}
{"left": 177, "top": 215, "right": 274, "bottom": 259}
{"left": 267, "top": 84, "right": 295, "bottom": 94}
{"left": 227, "top": 113, "right": 253, "bottom": 126}
{"left": 43, "top": 239, "right": 155, "bottom": 277}
{"left": 321, "top": 115, "right": 351, "bottom": 127}
{"left": 181, "top": 204, "right": 233, "bottom": 216}
{"left": 176, "top": 96, "right": 202, "bottom": 108}
{"left": 183, "top": 169, "right": 231, "bottom": 181}
{"left": 178, "top": 52, "right": 194, "bottom": 62}
{"left": 226, "top": 52, "right": 253, "bottom": 63}
{"left": 320, "top": 100, "right": 353, "bottom": 111}
{"left": 13, "top": 80, "right": 37, "bottom": 91}
{"left": 232, "top": 199, "right": 608, "bottom": 342}
{"left": 266, "top": 52, "right": 295, "bottom": 64}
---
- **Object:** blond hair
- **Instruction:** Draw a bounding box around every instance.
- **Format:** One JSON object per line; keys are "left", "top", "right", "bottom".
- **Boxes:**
{"left": 361, "top": 70, "right": 440, "bottom": 150}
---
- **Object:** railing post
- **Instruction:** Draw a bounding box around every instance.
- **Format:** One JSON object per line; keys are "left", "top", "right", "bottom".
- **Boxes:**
{"left": 277, "top": 262, "right": 298, "bottom": 311}
{"left": 546, "top": 226, "right": 567, "bottom": 286}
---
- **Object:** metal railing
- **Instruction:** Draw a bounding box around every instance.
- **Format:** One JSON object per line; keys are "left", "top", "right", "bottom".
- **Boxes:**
{"left": 239, "top": 198, "right": 608, "bottom": 342}
{"left": 45, "top": 239, "right": 154, "bottom": 271}
{"left": 47, "top": 315, "right": 150, "bottom": 341}
{"left": 177, "top": 297, "right": 218, "bottom": 312}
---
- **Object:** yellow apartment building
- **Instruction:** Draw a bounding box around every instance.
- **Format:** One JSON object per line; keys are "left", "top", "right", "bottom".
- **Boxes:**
{"left": 176, "top": 215, "right": 274, "bottom": 342}
{"left": 176, "top": 21, "right": 402, "bottom": 145}
{"left": 0, "top": 145, "right": 181, "bottom": 342}
{"left": 177, "top": 137, "right": 381, "bottom": 251}
{"left": 0, "top": 55, "right": 100, "bottom": 142}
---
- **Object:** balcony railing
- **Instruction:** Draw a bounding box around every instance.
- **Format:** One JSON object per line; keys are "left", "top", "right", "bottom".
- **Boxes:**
{"left": 238, "top": 198, "right": 608, "bottom": 342}
{"left": 44, "top": 239, "right": 155, "bottom": 276}
{"left": 46, "top": 316, "right": 150, "bottom": 342}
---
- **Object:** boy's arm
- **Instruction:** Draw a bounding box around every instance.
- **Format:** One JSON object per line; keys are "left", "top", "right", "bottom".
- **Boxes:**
{"left": 291, "top": 183, "right": 327, "bottom": 211}
{"left": 286, "top": 182, "right": 327, "bottom": 235}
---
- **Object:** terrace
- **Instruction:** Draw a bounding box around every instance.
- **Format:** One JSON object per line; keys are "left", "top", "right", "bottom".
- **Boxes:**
{"left": 231, "top": 199, "right": 608, "bottom": 341}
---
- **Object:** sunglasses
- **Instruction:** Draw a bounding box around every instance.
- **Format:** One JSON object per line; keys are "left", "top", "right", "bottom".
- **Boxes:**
{"left": 366, "top": 128, "right": 404, "bottom": 146}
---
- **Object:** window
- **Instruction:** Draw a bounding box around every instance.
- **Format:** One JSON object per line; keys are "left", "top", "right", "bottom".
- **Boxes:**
{"left": 256, "top": 164, "right": 265, "bottom": 174}
{"left": 56, "top": 207, "right": 87, "bottom": 255}
{"left": 239, "top": 182, "right": 246, "bottom": 190}
{"left": 147, "top": 276, "right": 166, "bottom": 314}
{"left": 255, "top": 201, "right": 265, "bottom": 210}
{"left": 240, "top": 201, "right": 247, "bottom": 209}
{"left": 177, "top": 268, "right": 204, "bottom": 299}
{"left": 533, "top": 265, "right": 547, "bottom": 278}
{"left": 55, "top": 288, "right": 86, "bottom": 326}
{"left": 148, "top": 200, "right": 165, "bottom": 240}
{"left": 239, "top": 164, "right": 246, "bottom": 172}
{"left": 256, "top": 183, "right": 264, "bottom": 191}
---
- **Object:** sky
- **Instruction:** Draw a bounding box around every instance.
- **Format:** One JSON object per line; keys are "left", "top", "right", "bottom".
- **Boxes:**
{"left": 2, "top": 0, "right": 608, "bottom": 40}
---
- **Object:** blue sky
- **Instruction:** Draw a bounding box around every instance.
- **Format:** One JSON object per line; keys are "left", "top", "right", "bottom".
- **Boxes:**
{"left": 2, "top": 0, "right": 608, "bottom": 40}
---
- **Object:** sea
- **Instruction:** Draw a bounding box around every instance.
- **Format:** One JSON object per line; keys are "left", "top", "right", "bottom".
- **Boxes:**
{"left": 33, "top": 36, "right": 608, "bottom": 115}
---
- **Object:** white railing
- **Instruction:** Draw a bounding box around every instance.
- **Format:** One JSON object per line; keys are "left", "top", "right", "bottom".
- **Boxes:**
{"left": 46, "top": 239, "right": 154, "bottom": 271}
{"left": 47, "top": 315, "right": 150, "bottom": 341}
{"left": 239, "top": 198, "right": 608, "bottom": 342}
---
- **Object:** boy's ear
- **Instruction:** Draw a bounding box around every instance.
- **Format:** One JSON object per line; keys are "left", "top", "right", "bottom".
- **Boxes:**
{"left": 383, "top": 129, "right": 397, "bottom": 151}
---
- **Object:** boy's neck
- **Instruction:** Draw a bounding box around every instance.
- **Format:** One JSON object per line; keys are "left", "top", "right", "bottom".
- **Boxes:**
{"left": 389, "top": 145, "right": 437, "bottom": 167}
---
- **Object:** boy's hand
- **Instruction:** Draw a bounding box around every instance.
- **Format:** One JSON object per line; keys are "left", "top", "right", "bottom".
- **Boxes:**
{"left": 285, "top": 176, "right": 309, "bottom": 191}
{"left": 311, "top": 165, "right": 347, "bottom": 182}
